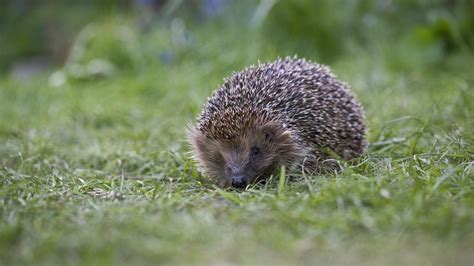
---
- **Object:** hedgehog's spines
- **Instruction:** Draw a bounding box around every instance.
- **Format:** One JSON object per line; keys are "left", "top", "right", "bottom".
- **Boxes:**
{"left": 192, "top": 56, "right": 367, "bottom": 180}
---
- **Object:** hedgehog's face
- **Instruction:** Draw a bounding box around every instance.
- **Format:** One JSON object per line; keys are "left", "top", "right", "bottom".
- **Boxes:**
{"left": 189, "top": 121, "right": 294, "bottom": 189}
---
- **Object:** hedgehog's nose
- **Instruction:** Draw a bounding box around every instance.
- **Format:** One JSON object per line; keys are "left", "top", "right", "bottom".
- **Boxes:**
{"left": 231, "top": 175, "right": 247, "bottom": 189}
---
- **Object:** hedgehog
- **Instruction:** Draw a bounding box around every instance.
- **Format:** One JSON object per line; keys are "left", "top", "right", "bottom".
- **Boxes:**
{"left": 188, "top": 57, "right": 367, "bottom": 188}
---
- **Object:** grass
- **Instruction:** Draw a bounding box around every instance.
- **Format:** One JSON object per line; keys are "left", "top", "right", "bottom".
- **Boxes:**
{"left": 1, "top": 14, "right": 474, "bottom": 265}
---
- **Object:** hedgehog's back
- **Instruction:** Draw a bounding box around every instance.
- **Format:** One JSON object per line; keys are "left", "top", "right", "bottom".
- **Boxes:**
{"left": 198, "top": 57, "right": 367, "bottom": 159}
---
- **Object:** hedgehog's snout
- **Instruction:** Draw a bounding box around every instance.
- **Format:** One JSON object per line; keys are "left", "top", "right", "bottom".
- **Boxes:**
{"left": 231, "top": 175, "right": 247, "bottom": 189}
{"left": 227, "top": 166, "right": 248, "bottom": 189}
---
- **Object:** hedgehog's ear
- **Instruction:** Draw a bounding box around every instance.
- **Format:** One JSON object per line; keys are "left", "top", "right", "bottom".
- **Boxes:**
{"left": 262, "top": 122, "right": 290, "bottom": 143}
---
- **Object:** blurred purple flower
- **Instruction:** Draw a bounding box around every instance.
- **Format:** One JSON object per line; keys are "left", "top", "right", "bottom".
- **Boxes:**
{"left": 200, "top": 0, "right": 231, "bottom": 19}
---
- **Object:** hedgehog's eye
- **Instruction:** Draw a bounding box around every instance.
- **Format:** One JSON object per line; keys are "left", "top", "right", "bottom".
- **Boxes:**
{"left": 264, "top": 132, "right": 272, "bottom": 142}
{"left": 250, "top": 146, "right": 261, "bottom": 159}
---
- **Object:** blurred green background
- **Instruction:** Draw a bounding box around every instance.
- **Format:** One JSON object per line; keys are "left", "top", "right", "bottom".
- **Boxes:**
{"left": 1, "top": 0, "right": 473, "bottom": 75}
{"left": 1, "top": 0, "right": 473, "bottom": 265}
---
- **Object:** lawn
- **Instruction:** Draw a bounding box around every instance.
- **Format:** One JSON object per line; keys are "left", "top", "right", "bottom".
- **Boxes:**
{"left": 1, "top": 2, "right": 473, "bottom": 265}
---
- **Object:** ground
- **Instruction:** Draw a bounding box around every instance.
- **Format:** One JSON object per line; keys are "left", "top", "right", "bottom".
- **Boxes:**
{"left": 1, "top": 12, "right": 473, "bottom": 265}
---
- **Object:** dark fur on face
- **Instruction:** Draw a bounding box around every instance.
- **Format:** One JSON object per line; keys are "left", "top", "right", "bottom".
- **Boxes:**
{"left": 189, "top": 120, "right": 297, "bottom": 188}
